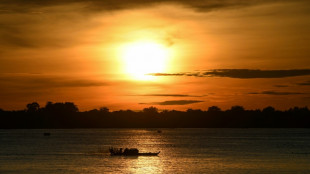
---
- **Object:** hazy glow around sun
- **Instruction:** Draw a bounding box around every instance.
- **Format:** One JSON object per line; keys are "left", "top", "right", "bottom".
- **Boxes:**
{"left": 121, "top": 41, "right": 170, "bottom": 80}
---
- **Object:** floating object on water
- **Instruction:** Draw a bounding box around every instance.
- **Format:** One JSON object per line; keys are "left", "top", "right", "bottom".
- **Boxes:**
{"left": 109, "top": 147, "right": 160, "bottom": 156}
{"left": 157, "top": 130, "right": 162, "bottom": 133}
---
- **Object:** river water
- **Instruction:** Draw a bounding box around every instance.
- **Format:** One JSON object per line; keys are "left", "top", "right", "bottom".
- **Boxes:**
{"left": 1, "top": 129, "right": 310, "bottom": 173}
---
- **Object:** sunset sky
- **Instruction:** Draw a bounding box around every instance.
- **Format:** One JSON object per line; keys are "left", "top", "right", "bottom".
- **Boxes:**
{"left": 1, "top": 0, "right": 310, "bottom": 111}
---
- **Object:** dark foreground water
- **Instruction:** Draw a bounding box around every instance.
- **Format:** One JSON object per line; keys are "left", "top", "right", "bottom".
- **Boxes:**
{"left": 0, "top": 129, "right": 310, "bottom": 173}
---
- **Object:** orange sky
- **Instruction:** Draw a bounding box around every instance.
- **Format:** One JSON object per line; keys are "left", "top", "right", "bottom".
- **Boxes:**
{"left": 0, "top": 0, "right": 310, "bottom": 111}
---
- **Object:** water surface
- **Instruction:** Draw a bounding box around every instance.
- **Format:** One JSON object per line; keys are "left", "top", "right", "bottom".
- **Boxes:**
{"left": 1, "top": 129, "right": 310, "bottom": 173}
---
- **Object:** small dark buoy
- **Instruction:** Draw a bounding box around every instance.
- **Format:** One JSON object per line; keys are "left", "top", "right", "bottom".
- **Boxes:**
{"left": 157, "top": 130, "right": 162, "bottom": 133}
{"left": 44, "top": 133, "right": 51, "bottom": 136}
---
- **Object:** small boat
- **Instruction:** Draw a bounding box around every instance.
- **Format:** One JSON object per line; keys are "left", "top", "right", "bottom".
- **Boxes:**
{"left": 109, "top": 147, "right": 160, "bottom": 156}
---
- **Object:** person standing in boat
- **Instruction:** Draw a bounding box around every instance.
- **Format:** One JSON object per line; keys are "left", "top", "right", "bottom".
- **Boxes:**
{"left": 124, "top": 148, "right": 129, "bottom": 155}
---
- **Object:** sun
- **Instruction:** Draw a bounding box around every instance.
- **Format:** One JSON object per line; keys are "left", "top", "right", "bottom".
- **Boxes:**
{"left": 121, "top": 41, "right": 170, "bottom": 80}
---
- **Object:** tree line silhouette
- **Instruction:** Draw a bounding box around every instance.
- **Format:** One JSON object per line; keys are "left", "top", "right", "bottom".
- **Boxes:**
{"left": 0, "top": 102, "right": 309, "bottom": 128}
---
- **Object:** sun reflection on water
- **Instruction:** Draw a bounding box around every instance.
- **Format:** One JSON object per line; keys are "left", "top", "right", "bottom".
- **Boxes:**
{"left": 127, "top": 156, "right": 163, "bottom": 174}
{"left": 108, "top": 129, "right": 165, "bottom": 173}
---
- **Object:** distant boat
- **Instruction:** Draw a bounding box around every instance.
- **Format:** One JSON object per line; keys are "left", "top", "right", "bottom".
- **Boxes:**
{"left": 109, "top": 147, "right": 160, "bottom": 156}
{"left": 43, "top": 133, "right": 51, "bottom": 136}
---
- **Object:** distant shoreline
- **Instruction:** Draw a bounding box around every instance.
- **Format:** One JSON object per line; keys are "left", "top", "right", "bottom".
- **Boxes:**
{"left": 1, "top": 102, "right": 309, "bottom": 129}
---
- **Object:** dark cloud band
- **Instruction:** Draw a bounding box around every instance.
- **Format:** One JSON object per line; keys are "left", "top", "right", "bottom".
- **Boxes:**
{"left": 297, "top": 81, "right": 310, "bottom": 86}
{"left": 1, "top": 0, "right": 291, "bottom": 13}
{"left": 149, "top": 69, "right": 310, "bottom": 79}
{"left": 140, "top": 100, "right": 204, "bottom": 105}
{"left": 0, "top": 73, "right": 109, "bottom": 89}
{"left": 249, "top": 91, "right": 306, "bottom": 95}
{"left": 133, "top": 94, "right": 204, "bottom": 97}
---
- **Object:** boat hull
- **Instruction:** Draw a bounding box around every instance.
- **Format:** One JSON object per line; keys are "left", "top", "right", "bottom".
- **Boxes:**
{"left": 110, "top": 152, "right": 160, "bottom": 156}
{"left": 109, "top": 147, "right": 160, "bottom": 156}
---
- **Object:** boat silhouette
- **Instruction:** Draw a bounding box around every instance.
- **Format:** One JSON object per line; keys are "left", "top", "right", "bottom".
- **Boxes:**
{"left": 109, "top": 147, "right": 160, "bottom": 156}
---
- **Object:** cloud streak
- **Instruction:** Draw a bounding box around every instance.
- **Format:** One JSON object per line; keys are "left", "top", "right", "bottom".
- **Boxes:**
{"left": 149, "top": 69, "right": 310, "bottom": 79}
{"left": 273, "top": 85, "right": 289, "bottom": 88}
{"left": 140, "top": 100, "right": 204, "bottom": 105}
{"left": 249, "top": 91, "right": 306, "bottom": 95}
{"left": 133, "top": 94, "right": 204, "bottom": 97}
{"left": 0, "top": 73, "right": 109, "bottom": 89}
{"left": 1, "top": 0, "right": 294, "bottom": 13}
{"left": 297, "top": 80, "right": 310, "bottom": 86}
{"left": 1, "top": 0, "right": 308, "bottom": 49}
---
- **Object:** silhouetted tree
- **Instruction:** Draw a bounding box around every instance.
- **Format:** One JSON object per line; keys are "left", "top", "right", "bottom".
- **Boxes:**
{"left": 1, "top": 101, "right": 310, "bottom": 128}
{"left": 161, "top": 109, "right": 169, "bottom": 114}
{"left": 187, "top": 109, "right": 203, "bottom": 114}
{"left": 45, "top": 101, "right": 54, "bottom": 112}
{"left": 187, "top": 108, "right": 194, "bottom": 112}
{"left": 207, "top": 106, "right": 222, "bottom": 112}
{"left": 99, "top": 107, "right": 109, "bottom": 113}
{"left": 88, "top": 109, "right": 99, "bottom": 113}
{"left": 44, "top": 102, "right": 78, "bottom": 113}
{"left": 26, "top": 102, "right": 40, "bottom": 112}
{"left": 143, "top": 106, "right": 158, "bottom": 114}
{"left": 262, "top": 106, "right": 275, "bottom": 113}
{"left": 64, "top": 102, "right": 79, "bottom": 112}
{"left": 230, "top": 105, "right": 245, "bottom": 112}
